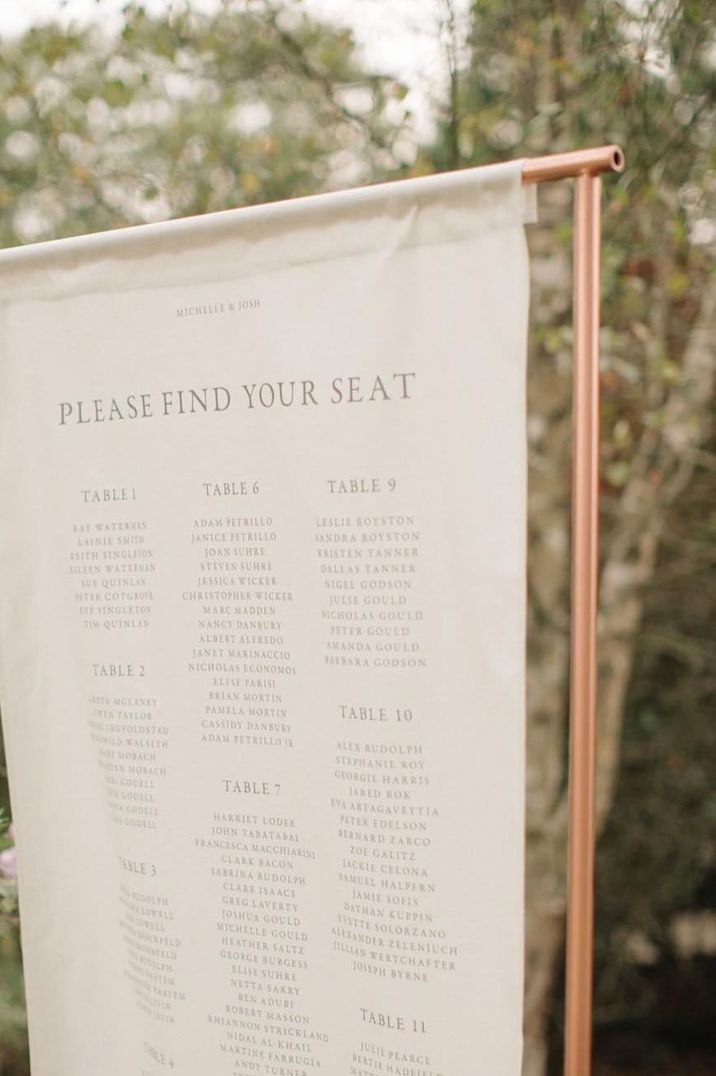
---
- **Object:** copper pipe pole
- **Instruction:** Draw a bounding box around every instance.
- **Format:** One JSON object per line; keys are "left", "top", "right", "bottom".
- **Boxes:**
{"left": 523, "top": 145, "right": 624, "bottom": 183}
{"left": 521, "top": 147, "right": 621, "bottom": 1076}
{"left": 564, "top": 171, "right": 602, "bottom": 1076}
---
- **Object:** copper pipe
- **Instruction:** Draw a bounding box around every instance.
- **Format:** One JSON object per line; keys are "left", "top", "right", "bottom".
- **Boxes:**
{"left": 562, "top": 172, "right": 603, "bottom": 1076}
{"left": 523, "top": 144, "right": 623, "bottom": 183}
{"left": 520, "top": 147, "right": 621, "bottom": 1076}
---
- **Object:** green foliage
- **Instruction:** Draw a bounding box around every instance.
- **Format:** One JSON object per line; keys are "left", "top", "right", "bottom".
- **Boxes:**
{"left": 0, "top": 0, "right": 408, "bottom": 247}
{"left": 0, "top": 806, "right": 23, "bottom": 1074}
{"left": 0, "top": 925, "right": 26, "bottom": 1076}
{"left": 595, "top": 449, "right": 716, "bottom": 1039}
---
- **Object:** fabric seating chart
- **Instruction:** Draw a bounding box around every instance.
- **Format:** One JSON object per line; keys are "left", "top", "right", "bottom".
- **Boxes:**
{"left": 0, "top": 162, "right": 535, "bottom": 1075}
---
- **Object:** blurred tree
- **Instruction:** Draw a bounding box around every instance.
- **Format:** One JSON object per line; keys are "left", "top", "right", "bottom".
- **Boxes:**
{"left": 418, "top": 1, "right": 715, "bottom": 1072}
{"left": 0, "top": 0, "right": 410, "bottom": 248}
{"left": 593, "top": 424, "right": 716, "bottom": 1058}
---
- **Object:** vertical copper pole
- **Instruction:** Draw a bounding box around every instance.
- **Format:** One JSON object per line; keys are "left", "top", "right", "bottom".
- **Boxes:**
{"left": 564, "top": 172, "right": 602, "bottom": 1076}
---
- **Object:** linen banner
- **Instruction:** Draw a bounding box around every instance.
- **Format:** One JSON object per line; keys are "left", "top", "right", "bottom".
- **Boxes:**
{"left": 0, "top": 163, "right": 534, "bottom": 1076}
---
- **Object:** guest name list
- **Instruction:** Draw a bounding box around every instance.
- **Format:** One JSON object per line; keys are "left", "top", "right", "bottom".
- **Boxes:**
{"left": 0, "top": 166, "right": 529, "bottom": 1076}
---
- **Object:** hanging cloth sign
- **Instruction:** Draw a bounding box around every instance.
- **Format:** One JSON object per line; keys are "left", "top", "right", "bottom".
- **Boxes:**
{"left": 0, "top": 162, "right": 534, "bottom": 1076}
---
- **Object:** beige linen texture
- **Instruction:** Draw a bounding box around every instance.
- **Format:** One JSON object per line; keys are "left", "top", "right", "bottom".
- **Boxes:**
{"left": 0, "top": 163, "right": 534, "bottom": 1076}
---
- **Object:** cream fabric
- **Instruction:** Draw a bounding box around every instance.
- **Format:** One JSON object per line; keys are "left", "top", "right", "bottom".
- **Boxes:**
{"left": 0, "top": 163, "right": 534, "bottom": 1075}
